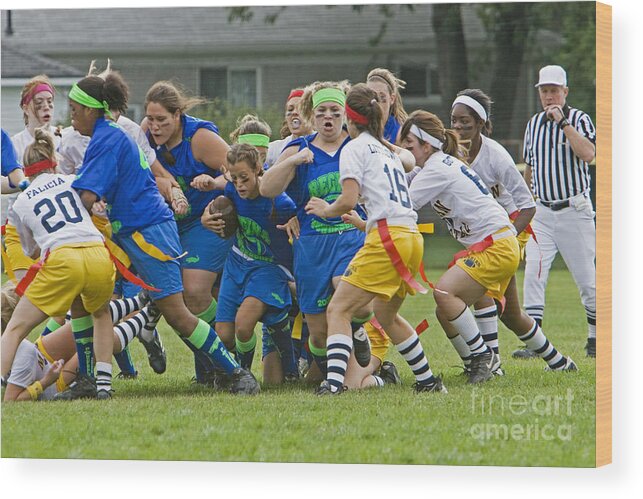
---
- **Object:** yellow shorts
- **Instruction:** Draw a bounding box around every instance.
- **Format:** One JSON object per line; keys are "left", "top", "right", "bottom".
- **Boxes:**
{"left": 517, "top": 230, "right": 530, "bottom": 259}
{"left": 4, "top": 224, "right": 36, "bottom": 272}
{"left": 342, "top": 226, "right": 424, "bottom": 301}
{"left": 364, "top": 321, "right": 390, "bottom": 363}
{"left": 25, "top": 243, "right": 115, "bottom": 317}
{"left": 455, "top": 232, "right": 521, "bottom": 303}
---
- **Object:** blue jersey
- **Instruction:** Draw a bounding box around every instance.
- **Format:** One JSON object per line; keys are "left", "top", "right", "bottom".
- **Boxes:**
{"left": 151, "top": 114, "right": 223, "bottom": 225}
{"left": 1, "top": 128, "right": 22, "bottom": 177}
{"left": 383, "top": 115, "right": 401, "bottom": 143}
{"left": 72, "top": 117, "right": 173, "bottom": 236}
{"left": 285, "top": 133, "right": 357, "bottom": 237}
{"left": 224, "top": 182, "right": 295, "bottom": 267}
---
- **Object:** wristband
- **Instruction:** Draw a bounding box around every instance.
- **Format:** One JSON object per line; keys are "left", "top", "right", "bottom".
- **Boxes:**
{"left": 559, "top": 118, "right": 570, "bottom": 130}
{"left": 56, "top": 374, "right": 68, "bottom": 393}
{"left": 18, "top": 179, "right": 30, "bottom": 191}
{"left": 26, "top": 380, "right": 44, "bottom": 400}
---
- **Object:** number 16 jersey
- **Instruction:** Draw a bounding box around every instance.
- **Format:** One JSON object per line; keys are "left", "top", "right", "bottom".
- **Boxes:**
{"left": 339, "top": 132, "right": 417, "bottom": 233}
{"left": 12, "top": 173, "right": 103, "bottom": 256}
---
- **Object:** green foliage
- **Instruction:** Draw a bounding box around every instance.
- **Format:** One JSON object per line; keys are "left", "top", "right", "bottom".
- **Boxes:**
{"left": 2, "top": 240, "right": 595, "bottom": 466}
{"left": 191, "top": 99, "right": 286, "bottom": 144}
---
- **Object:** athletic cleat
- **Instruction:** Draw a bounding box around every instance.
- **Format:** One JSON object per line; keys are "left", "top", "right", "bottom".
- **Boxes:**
{"left": 137, "top": 288, "right": 151, "bottom": 307}
{"left": 96, "top": 389, "right": 113, "bottom": 400}
{"left": 352, "top": 326, "right": 372, "bottom": 368}
{"left": 298, "top": 357, "right": 310, "bottom": 378}
{"left": 53, "top": 373, "right": 97, "bottom": 400}
{"left": 211, "top": 368, "right": 231, "bottom": 391}
{"left": 585, "top": 338, "right": 596, "bottom": 358}
{"left": 315, "top": 380, "right": 345, "bottom": 395}
{"left": 379, "top": 361, "right": 401, "bottom": 385}
{"left": 229, "top": 367, "right": 260, "bottom": 395}
{"left": 115, "top": 371, "right": 138, "bottom": 379}
{"left": 414, "top": 376, "right": 448, "bottom": 393}
{"left": 467, "top": 352, "right": 497, "bottom": 384}
{"left": 512, "top": 347, "right": 537, "bottom": 359}
{"left": 545, "top": 356, "right": 578, "bottom": 372}
{"left": 284, "top": 372, "right": 300, "bottom": 383}
{"left": 492, "top": 365, "right": 505, "bottom": 376}
{"left": 138, "top": 329, "right": 167, "bottom": 374}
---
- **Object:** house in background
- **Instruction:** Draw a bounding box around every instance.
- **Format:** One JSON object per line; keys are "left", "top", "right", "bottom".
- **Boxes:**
{"left": 1, "top": 4, "right": 547, "bottom": 152}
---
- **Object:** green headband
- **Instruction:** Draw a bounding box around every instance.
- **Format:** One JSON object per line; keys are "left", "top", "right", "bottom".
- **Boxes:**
{"left": 312, "top": 88, "right": 346, "bottom": 109}
{"left": 69, "top": 83, "right": 114, "bottom": 120}
{"left": 238, "top": 133, "right": 270, "bottom": 148}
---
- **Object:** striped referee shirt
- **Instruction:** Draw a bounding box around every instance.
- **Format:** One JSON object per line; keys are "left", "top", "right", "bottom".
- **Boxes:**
{"left": 523, "top": 106, "right": 596, "bottom": 202}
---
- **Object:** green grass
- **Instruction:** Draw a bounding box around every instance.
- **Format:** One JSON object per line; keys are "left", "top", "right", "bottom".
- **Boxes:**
{"left": 1, "top": 237, "right": 595, "bottom": 466}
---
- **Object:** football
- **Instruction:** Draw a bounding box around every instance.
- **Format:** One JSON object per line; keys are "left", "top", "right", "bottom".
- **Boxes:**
{"left": 209, "top": 195, "right": 238, "bottom": 239}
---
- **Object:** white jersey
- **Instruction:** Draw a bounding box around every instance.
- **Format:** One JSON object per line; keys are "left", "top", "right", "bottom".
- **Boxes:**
{"left": 340, "top": 132, "right": 417, "bottom": 233}
{"left": 7, "top": 340, "right": 58, "bottom": 401}
{"left": 266, "top": 134, "right": 295, "bottom": 169}
{"left": 12, "top": 173, "right": 103, "bottom": 256}
{"left": 57, "top": 115, "right": 156, "bottom": 174}
{"left": 5, "top": 126, "right": 62, "bottom": 217}
{"left": 409, "top": 151, "right": 514, "bottom": 247}
{"left": 470, "top": 135, "right": 535, "bottom": 215}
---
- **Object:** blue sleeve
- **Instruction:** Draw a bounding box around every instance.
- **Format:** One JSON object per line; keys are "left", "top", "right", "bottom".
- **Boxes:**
{"left": 224, "top": 182, "right": 235, "bottom": 200}
{"left": 72, "top": 144, "right": 118, "bottom": 201}
{"left": 1, "top": 129, "right": 22, "bottom": 177}
{"left": 274, "top": 193, "right": 297, "bottom": 220}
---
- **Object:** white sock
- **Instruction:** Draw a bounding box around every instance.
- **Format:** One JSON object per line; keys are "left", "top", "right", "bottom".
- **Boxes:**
{"left": 326, "top": 334, "right": 352, "bottom": 393}
{"left": 449, "top": 308, "right": 489, "bottom": 356}
{"left": 96, "top": 361, "right": 113, "bottom": 392}
{"left": 474, "top": 305, "right": 500, "bottom": 360}
{"left": 449, "top": 335, "right": 472, "bottom": 366}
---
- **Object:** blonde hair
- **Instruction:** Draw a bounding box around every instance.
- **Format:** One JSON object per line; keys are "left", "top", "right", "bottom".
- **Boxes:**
{"left": 20, "top": 75, "right": 56, "bottom": 127}
{"left": 23, "top": 128, "right": 57, "bottom": 173}
{"left": 400, "top": 110, "right": 464, "bottom": 161}
{"left": 299, "top": 80, "right": 351, "bottom": 122}
{"left": 226, "top": 143, "right": 263, "bottom": 176}
{"left": 229, "top": 114, "right": 272, "bottom": 144}
{"left": 367, "top": 68, "right": 408, "bottom": 124}
{"left": 145, "top": 80, "right": 207, "bottom": 115}
{"left": 1, "top": 281, "right": 19, "bottom": 333}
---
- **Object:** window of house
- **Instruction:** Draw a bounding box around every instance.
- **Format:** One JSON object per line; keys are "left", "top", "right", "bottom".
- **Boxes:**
{"left": 200, "top": 67, "right": 258, "bottom": 107}
{"left": 399, "top": 65, "right": 440, "bottom": 97}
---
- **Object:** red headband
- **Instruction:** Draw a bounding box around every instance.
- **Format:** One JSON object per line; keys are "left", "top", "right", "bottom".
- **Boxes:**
{"left": 24, "top": 158, "right": 57, "bottom": 177}
{"left": 345, "top": 103, "right": 369, "bottom": 125}
{"left": 21, "top": 83, "right": 55, "bottom": 107}
{"left": 287, "top": 89, "right": 304, "bottom": 102}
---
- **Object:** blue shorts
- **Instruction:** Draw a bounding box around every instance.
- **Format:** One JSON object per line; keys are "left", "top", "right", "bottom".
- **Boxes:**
{"left": 293, "top": 229, "right": 365, "bottom": 314}
{"left": 114, "top": 220, "right": 184, "bottom": 301}
{"left": 178, "top": 218, "right": 233, "bottom": 273}
{"left": 215, "top": 249, "right": 292, "bottom": 326}
{"left": 113, "top": 277, "right": 142, "bottom": 299}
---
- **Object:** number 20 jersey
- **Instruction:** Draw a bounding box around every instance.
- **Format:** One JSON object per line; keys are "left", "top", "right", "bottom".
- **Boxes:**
{"left": 409, "top": 151, "right": 513, "bottom": 247}
{"left": 339, "top": 132, "right": 417, "bottom": 233}
{"left": 12, "top": 173, "right": 103, "bottom": 255}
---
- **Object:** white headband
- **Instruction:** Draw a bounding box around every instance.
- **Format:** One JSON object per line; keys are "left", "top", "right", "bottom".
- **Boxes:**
{"left": 452, "top": 95, "right": 488, "bottom": 122}
{"left": 410, "top": 124, "right": 443, "bottom": 150}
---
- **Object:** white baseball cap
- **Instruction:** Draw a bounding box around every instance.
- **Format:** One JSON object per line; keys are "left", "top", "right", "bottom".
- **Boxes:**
{"left": 535, "top": 65, "right": 567, "bottom": 87}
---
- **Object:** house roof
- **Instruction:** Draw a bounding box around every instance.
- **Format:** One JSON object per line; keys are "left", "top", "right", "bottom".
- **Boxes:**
{"left": 1, "top": 43, "right": 83, "bottom": 78}
{"left": 0, "top": 5, "right": 487, "bottom": 57}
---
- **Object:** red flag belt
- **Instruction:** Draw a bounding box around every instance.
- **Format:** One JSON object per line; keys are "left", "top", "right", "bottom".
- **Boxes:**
{"left": 377, "top": 219, "right": 427, "bottom": 295}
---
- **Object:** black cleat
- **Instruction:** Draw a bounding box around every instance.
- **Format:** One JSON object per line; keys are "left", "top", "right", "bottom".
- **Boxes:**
{"left": 96, "top": 389, "right": 113, "bottom": 400}
{"left": 229, "top": 367, "right": 260, "bottom": 395}
{"left": 352, "top": 326, "right": 372, "bottom": 368}
{"left": 379, "top": 361, "right": 401, "bottom": 385}
{"left": 512, "top": 347, "right": 538, "bottom": 359}
{"left": 414, "top": 376, "right": 448, "bottom": 393}
{"left": 467, "top": 352, "right": 497, "bottom": 384}
{"left": 115, "top": 371, "right": 138, "bottom": 379}
{"left": 53, "top": 373, "right": 97, "bottom": 400}
{"left": 315, "top": 380, "right": 345, "bottom": 395}
{"left": 585, "top": 338, "right": 596, "bottom": 358}
{"left": 545, "top": 356, "right": 578, "bottom": 372}
{"left": 211, "top": 368, "right": 231, "bottom": 391}
{"left": 138, "top": 328, "right": 167, "bottom": 374}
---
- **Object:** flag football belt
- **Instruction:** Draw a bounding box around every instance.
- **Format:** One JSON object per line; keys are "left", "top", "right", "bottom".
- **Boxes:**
{"left": 447, "top": 227, "right": 515, "bottom": 269}
{"left": 15, "top": 240, "right": 162, "bottom": 297}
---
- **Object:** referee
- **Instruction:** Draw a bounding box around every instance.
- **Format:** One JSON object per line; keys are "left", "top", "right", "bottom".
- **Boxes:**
{"left": 515, "top": 65, "right": 597, "bottom": 358}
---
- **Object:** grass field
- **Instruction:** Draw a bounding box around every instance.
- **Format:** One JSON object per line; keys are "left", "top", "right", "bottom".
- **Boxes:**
{"left": 1, "top": 237, "right": 595, "bottom": 466}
